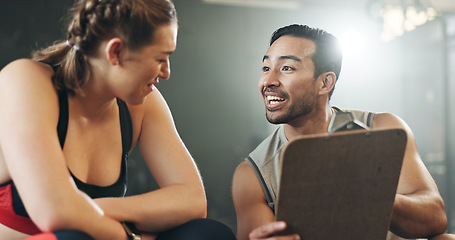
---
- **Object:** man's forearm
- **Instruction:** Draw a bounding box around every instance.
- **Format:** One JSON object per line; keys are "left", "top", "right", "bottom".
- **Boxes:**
{"left": 390, "top": 192, "right": 447, "bottom": 238}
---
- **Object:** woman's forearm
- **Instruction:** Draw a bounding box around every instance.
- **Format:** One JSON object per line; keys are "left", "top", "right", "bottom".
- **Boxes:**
{"left": 94, "top": 183, "right": 207, "bottom": 233}
{"left": 41, "top": 191, "right": 128, "bottom": 240}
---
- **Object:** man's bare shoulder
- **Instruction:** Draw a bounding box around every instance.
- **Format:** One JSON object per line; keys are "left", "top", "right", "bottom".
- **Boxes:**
{"left": 372, "top": 112, "right": 413, "bottom": 134}
{"left": 233, "top": 161, "right": 256, "bottom": 187}
{"left": 232, "top": 161, "right": 264, "bottom": 202}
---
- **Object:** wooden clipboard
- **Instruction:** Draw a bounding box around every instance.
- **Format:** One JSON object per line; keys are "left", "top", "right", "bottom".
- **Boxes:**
{"left": 275, "top": 128, "right": 407, "bottom": 240}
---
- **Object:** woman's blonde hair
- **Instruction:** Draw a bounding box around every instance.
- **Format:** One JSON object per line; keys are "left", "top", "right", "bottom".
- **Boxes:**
{"left": 33, "top": 0, "right": 177, "bottom": 96}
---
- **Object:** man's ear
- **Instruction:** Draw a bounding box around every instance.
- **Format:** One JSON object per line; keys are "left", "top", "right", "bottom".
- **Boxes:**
{"left": 319, "top": 72, "right": 336, "bottom": 95}
{"left": 105, "top": 38, "right": 124, "bottom": 66}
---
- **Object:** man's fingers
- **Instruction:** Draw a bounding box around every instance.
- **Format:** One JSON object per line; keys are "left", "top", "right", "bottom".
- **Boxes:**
{"left": 249, "top": 221, "right": 287, "bottom": 239}
{"left": 250, "top": 221, "right": 286, "bottom": 238}
{"left": 268, "top": 235, "right": 300, "bottom": 240}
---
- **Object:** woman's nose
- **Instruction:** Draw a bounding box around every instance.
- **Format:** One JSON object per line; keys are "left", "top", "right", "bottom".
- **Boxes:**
{"left": 159, "top": 60, "right": 171, "bottom": 80}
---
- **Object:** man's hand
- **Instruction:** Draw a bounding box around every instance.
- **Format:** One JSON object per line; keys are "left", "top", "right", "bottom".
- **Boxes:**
{"left": 429, "top": 234, "right": 455, "bottom": 240}
{"left": 249, "top": 221, "right": 300, "bottom": 240}
{"left": 142, "top": 233, "right": 157, "bottom": 240}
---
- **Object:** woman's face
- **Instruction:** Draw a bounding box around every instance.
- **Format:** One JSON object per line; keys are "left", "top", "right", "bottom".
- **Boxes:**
{"left": 113, "top": 22, "right": 178, "bottom": 105}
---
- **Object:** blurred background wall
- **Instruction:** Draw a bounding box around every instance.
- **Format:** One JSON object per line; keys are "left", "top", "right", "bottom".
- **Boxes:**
{"left": 1, "top": 0, "right": 454, "bottom": 234}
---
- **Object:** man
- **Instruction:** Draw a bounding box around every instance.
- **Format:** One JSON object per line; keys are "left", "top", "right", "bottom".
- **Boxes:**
{"left": 232, "top": 24, "right": 448, "bottom": 240}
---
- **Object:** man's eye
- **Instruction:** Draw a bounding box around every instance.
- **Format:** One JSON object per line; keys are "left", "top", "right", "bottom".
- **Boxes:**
{"left": 262, "top": 66, "right": 270, "bottom": 72}
{"left": 282, "top": 66, "right": 293, "bottom": 71}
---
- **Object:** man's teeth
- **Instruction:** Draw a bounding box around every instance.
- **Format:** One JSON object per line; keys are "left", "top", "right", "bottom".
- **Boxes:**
{"left": 267, "top": 96, "right": 284, "bottom": 104}
{"left": 267, "top": 96, "right": 284, "bottom": 101}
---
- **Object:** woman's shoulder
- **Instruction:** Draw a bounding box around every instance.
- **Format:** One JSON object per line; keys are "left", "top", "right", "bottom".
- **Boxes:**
{"left": 0, "top": 59, "right": 59, "bottom": 108}
{"left": 126, "top": 87, "right": 173, "bottom": 146}
{"left": 1, "top": 59, "right": 54, "bottom": 79}
{"left": 0, "top": 59, "right": 55, "bottom": 90}
{"left": 127, "top": 87, "right": 169, "bottom": 116}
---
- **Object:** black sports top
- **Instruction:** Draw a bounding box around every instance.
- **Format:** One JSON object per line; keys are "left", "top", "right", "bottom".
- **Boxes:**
{"left": 58, "top": 90, "right": 132, "bottom": 199}
{"left": 0, "top": 89, "right": 132, "bottom": 228}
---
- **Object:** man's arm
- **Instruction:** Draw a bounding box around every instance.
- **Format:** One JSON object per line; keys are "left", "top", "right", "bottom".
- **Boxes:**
{"left": 232, "top": 161, "right": 300, "bottom": 240}
{"left": 373, "top": 113, "right": 447, "bottom": 238}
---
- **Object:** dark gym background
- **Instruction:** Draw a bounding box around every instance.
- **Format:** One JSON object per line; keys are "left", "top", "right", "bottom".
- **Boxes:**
{"left": 1, "top": 0, "right": 454, "bottom": 233}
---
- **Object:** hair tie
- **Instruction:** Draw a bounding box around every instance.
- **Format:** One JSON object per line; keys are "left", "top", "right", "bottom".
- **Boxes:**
{"left": 66, "top": 39, "right": 79, "bottom": 51}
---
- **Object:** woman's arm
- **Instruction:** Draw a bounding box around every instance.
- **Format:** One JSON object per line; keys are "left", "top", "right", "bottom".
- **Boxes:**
{"left": 94, "top": 88, "right": 207, "bottom": 233}
{"left": 0, "top": 59, "right": 127, "bottom": 240}
{"left": 373, "top": 113, "right": 447, "bottom": 238}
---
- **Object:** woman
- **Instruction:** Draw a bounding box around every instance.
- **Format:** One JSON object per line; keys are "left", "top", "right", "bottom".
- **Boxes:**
{"left": 0, "top": 0, "right": 235, "bottom": 239}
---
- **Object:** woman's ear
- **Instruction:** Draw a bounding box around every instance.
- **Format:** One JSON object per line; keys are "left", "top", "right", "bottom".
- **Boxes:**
{"left": 105, "top": 38, "right": 124, "bottom": 66}
{"left": 319, "top": 72, "right": 336, "bottom": 96}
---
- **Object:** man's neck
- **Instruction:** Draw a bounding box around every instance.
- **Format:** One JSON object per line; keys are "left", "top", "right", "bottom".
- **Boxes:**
{"left": 283, "top": 104, "right": 334, "bottom": 142}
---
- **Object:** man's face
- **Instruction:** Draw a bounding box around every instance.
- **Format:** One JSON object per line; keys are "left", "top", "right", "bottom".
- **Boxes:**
{"left": 259, "top": 35, "right": 319, "bottom": 124}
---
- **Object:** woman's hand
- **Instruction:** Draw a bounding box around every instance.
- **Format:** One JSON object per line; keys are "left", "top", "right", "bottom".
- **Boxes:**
{"left": 249, "top": 221, "right": 300, "bottom": 240}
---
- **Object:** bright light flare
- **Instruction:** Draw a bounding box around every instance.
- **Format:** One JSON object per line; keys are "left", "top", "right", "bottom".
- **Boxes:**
{"left": 338, "top": 32, "right": 366, "bottom": 58}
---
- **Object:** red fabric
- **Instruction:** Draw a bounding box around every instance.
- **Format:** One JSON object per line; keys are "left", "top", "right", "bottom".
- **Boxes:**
{"left": 24, "top": 233, "right": 58, "bottom": 240}
{"left": 0, "top": 183, "right": 41, "bottom": 235}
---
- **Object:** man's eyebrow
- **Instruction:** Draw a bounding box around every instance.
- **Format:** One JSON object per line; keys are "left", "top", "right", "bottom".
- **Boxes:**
{"left": 262, "top": 55, "right": 302, "bottom": 62}
{"left": 280, "top": 55, "right": 302, "bottom": 62}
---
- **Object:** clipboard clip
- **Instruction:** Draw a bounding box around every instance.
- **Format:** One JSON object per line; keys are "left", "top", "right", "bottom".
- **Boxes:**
{"left": 328, "top": 112, "right": 370, "bottom": 133}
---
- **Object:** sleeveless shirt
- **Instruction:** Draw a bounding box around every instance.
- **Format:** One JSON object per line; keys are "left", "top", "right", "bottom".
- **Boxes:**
{"left": 246, "top": 107, "right": 415, "bottom": 240}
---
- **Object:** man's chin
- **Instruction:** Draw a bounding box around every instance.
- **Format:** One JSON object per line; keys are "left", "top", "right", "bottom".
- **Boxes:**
{"left": 266, "top": 114, "right": 286, "bottom": 125}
